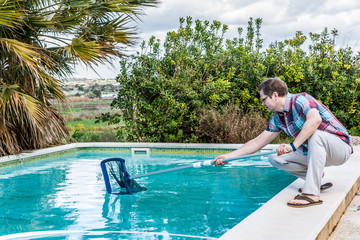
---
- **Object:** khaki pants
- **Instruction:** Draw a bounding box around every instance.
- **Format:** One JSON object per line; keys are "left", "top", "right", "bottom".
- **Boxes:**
{"left": 268, "top": 130, "right": 352, "bottom": 195}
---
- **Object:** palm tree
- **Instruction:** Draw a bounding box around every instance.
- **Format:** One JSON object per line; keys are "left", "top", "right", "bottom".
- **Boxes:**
{"left": 0, "top": 0, "right": 158, "bottom": 156}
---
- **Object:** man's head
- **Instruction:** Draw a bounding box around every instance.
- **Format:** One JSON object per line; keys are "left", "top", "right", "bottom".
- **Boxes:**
{"left": 258, "top": 77, "right": 288, "bottom": 97}
{"left": 258, "top": 77, "right": 288, "bottom": 112}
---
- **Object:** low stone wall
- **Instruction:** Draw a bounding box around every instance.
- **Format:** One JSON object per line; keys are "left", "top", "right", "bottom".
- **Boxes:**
{"left": 352, "top": 136, "right": 360, "bottom": 146}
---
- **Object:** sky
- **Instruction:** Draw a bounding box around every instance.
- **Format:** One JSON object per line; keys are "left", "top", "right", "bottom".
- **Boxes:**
{"left": 71, "top": 0, "right": 360, "bottom": 79}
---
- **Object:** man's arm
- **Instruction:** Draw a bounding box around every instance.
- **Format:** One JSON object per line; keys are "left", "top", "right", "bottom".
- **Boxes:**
{"left": 213, "top": 130, "right": 280, "bottom": 165}
{"left": 277, "top": 108, "right": 322, "bottom": 155}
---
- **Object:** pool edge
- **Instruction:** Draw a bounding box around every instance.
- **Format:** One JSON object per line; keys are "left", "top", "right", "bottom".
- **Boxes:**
{"left": 0, "top": 143, "right": 278, "bottom": 166}
{"left": 219, "top": 145, "right": 360, "bottom": 240}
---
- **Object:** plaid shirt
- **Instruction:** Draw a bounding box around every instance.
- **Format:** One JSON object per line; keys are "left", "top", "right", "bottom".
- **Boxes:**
{"left": 266, "top": 92, "right": 352, "bottom": 154}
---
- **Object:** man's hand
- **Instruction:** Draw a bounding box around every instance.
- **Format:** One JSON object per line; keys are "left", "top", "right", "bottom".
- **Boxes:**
{"left": 277, "top": 143, "right": 293, "bottom": 156}
{"left": 213, "top": 155, "right": 229, "bottom": 166}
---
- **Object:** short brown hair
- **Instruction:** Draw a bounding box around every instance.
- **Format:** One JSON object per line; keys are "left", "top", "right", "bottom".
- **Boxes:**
{"left": 258, "top": 77, "right": 288, "bottom": 97}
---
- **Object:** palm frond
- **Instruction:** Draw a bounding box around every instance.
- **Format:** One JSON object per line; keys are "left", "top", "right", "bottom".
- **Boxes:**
{"left": 0, "top": 118, "right": 20, "bottom": 156}
{"left": 1, "top": 84, "right": 45, "bottom": 123}
{"left": 0, "top": 0, "right": 23, "bottom": 28}
{"left": 64, "top": 37, "right": 105, "bottom": 63}
{"left": 0, "top": 83, "right": 70, "bottom": 152}
{"left": 37, "top": 72, "right": 66, "bottom": 101}
{"left": 0, "top": 38, "right": 43, "bottom": 77}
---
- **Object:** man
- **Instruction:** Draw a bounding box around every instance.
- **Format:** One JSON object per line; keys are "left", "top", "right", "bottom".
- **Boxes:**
{"left": 214, "top": 77, "right": 353, "bottom": 207}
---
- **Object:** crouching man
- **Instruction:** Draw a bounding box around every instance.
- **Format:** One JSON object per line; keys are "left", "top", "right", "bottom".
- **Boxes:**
{"left": 214, "top": 77, "right": 353, "bottom": 207}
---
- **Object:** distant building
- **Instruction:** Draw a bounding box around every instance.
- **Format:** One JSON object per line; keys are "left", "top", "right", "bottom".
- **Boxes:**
{"left": 101, "top": 94, "right": 117, "bottom": 99}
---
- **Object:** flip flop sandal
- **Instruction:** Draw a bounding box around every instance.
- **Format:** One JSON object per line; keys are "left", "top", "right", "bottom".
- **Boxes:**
{"left": 287, "top": 194, "right": 323, "bottom": 208}
{"left": 298, "top": 182, "right": 333, "bottom": 193}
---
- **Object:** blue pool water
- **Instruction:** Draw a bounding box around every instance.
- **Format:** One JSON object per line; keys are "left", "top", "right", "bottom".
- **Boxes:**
{"left": 0, "top": 150, "right": 296, "bottom": 239}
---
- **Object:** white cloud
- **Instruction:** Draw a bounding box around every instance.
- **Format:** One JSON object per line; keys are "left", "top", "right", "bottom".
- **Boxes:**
{"left": 323, "top": 0, "right": 360, "bottom": 14}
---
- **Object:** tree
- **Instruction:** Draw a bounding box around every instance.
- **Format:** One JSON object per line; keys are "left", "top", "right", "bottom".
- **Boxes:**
{"left": 93, "top": 89, "right": 102, "bottom": 98}
{"left": 0, "top": 0, "right": 158, "bottom": 155}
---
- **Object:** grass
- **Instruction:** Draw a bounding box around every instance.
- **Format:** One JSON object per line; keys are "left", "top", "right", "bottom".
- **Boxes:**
{"left": 52, "top": 96, "right": 122, "bottom": 142}
{"left": 66, "top": 118, "right": 123, "bottom": 133}
{"left": 65, "top": 100, "right": 113, "bottom": 106}
{"left": 61, "top": 107, "right": 83, "bottom": 114}
{"left": 67, "top": 119, "right": 109, "bottom": 128}
{"left": 66, "top": 118, "right": 121, "bottom": 142}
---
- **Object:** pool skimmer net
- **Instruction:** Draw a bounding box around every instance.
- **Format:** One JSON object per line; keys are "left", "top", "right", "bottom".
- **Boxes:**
{"left": 100, "top": 150, "right": 277, "bottom": 195}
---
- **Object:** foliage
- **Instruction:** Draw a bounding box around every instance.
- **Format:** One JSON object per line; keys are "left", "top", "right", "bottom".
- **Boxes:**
{"left": 67, "top": 119, "right": 118, "bottom": 132}
{"left": 0, "top": 0, "right": 158, "bottom": 155}
{"left": 92, "top": 90, "right": 102, "bottom": 98}
{"left": 197, "top": 104, "right": 267, "bottom": 143}
{"left": 348, "top": 121, "right": 360, "bottom": 136}
{"left": 112, "top": 17, "right": 265, "bottom": 142}
{"left": 110, "top": 17, "right": 360, "bottom": 143}
{"left": 68, "top": 119, "right": 120, "bottom": 142}
{"left": 67, "top": 119, "right": 111, "bottom": 129}
{"left": 264, "top": 28, "right": 360, "bottom": 127}
{"left": 72, "top": 130, "right": 118, "bottom": 142}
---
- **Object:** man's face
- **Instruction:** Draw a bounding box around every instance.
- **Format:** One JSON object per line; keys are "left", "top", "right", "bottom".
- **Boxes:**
{"left": 259, "top": 90, "right": 276, "bottom": 112}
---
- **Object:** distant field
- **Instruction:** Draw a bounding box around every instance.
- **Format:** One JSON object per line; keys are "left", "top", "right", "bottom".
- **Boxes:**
{"left": 67, "top": 119, "right": 109, "bottom": 128}
{"left": 55, "top": 81, "right": 123, "bottom": 141}
{"left": 61, "top": 107, "right": 83, "bottom": 114}
{"left": 65, "top": 100, "right": 113, "bottom": 105}
{"left": 58, "top": 100, "right": 114, "bottom": 115}
{"left": 54, "top": 96, "right": 122, "bottom": 131}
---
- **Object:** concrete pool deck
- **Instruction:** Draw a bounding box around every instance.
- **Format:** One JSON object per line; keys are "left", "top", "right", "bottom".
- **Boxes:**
{"left": 220, "top": 145, "right": 360, "bottom": 240}
{"left": 0, "top": 143, "right": 359, "bottom": 240}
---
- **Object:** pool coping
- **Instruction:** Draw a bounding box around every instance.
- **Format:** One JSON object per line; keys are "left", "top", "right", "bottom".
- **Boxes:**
{"left": 0, "top": 142, "right": 277, "bottom": 166}
{"left": 219, "top": 145, "right": 360, "bottom": 240}
{"left": 1, "top": 143, "right": 359, "bottom": 240}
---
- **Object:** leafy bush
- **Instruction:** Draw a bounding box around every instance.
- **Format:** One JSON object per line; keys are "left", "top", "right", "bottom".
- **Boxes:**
{"left": 264, "top": 29, "right": 360, "bottom": 127}
{"left": 110, "top": 17, "right": 360, "bottom": 143}
{"left": 67, "top": 118, "right": 121, "bottom": 142}
{"left": 112, "top": 17, "right": 265, "bottom": 142}
{"left": 72, "top": 131, "right": 118, "bottom": 142}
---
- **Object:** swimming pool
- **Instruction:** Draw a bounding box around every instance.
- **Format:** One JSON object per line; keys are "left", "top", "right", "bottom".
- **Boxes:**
{"left": 0, "top": 148, "right": 296, "bottom": 239}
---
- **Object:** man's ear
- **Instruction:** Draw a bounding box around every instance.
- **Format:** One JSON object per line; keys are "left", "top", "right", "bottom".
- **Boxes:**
{"left": 272, "top": 91, "right": 278, "bottom": 99}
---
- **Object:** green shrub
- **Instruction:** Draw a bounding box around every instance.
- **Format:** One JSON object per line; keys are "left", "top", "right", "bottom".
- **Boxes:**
{"left": 110, "top": 17, "right": 360, "bottom": 143}
{"left": 264, "top": 29, "right": 360, "bottom": 127}
{"left": 112, "top": 17, "right": 265, "bottom": 142}
{"left": 72, "top": 131, "right": 118, "bottom": 142}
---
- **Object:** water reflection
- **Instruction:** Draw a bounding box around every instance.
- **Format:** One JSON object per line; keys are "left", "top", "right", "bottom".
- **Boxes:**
{"left": 0, "top": 159, "right": 75, "bottom": 235}
{"left": 102, "top": 194, "right": 136, "bottom": 227}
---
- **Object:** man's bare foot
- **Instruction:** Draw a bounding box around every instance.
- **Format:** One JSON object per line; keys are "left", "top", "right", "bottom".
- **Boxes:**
{"left": 287, "top": 194, "right": 322, "bottom": 208}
